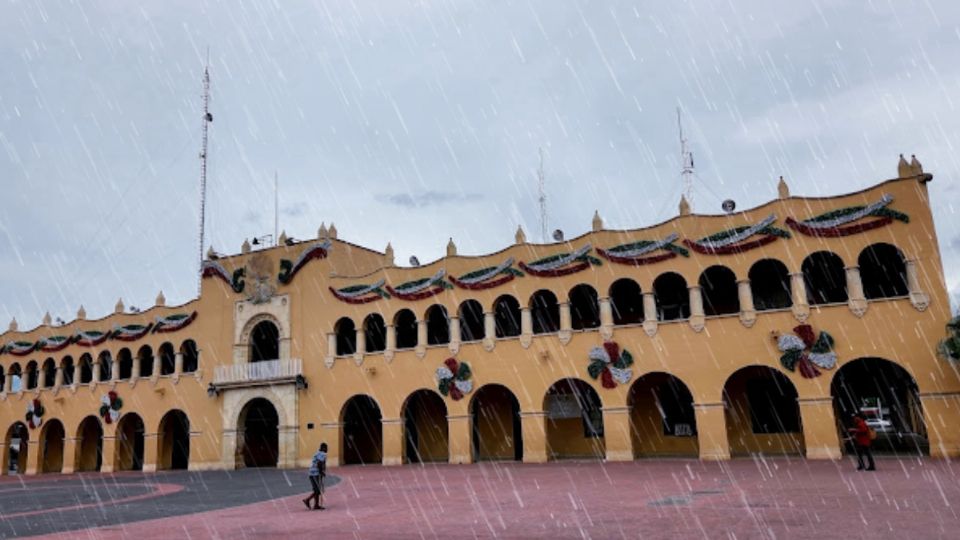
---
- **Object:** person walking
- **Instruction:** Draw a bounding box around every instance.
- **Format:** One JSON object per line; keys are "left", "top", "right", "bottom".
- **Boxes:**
{"left": 303, "top": 442, "right": 328, "bottom": 510}
{"left": 848, "top": 413, "right": 876, "bottom": 471}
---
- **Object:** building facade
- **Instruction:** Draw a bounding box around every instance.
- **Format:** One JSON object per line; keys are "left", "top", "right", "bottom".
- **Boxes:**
{"left": 2, "top": 157, "right": 958, "bottom": 475}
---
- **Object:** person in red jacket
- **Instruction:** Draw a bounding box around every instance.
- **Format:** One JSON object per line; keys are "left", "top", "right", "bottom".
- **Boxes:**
{"left": 848, "top": 413, "right": 876, "bottom": 471}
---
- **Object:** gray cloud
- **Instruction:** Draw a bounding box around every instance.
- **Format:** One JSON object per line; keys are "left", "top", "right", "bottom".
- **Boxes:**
{"left": 376, "top": 191, "right": 483, "bottom": 209}
{"left": 282, "top": 202, "right": 308, "bottom": 217}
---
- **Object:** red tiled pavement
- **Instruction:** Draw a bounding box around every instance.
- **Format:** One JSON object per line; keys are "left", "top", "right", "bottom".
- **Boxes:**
{"left": 34, "top": 458, "right": 960, "bottom": 539}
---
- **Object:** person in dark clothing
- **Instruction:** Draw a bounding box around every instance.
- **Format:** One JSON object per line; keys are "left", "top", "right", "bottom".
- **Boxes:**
{"left": 848, "top": 413, "right": 876, "bottom": 471}
{"left": 303, "top": 442, "right": 328, "bottom": 510}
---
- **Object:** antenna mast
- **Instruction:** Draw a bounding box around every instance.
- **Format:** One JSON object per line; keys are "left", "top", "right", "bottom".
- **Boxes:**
{"left": 274, "top": 171, "right": 279, "bottom": 243}
{"left": 677, "top": 107, "right": 694, "bottom": 205}
{"left": 197, "top": 56, "right": 213, "bottom": 295}
{"left": 537, "top": 147, "right": 547, "bottom": 243}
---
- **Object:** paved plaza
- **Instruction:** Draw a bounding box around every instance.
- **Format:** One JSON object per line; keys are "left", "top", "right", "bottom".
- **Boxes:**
{"left": 3, "top": 458, "right": 959, "bottom": 539}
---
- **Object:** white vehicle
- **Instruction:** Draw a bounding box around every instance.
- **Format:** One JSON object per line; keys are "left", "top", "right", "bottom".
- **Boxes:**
{"left": 860, "top": 398, "right": 894, "bottom": 433}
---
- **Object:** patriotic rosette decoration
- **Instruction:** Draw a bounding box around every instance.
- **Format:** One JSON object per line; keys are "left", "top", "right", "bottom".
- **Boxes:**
{"left": 387, "top": 270, "right": 453, "bottom": 301}
{"left": 774, "top": 324, "right": 837, "bottom": 379}
{"left": 436, "top": 358, "right": 473, "bottom": 401}
{"left": 449, "top": 258, "right": 524, "bottom": 290}
{"left": 111, "top": 323, "right": 153, "bottom": 342}
{"left": 279, "top": 240, "right": 332, "bottom": 284}
{"left": 2, "top": 341, "right": 36, "bottom": 356}
{"left": 785, "top": 194, "right": 909, "bottom": 238}
{"left": 684, "top": 215, "right": 791, "bottom": 255}
{"left": 201, "top": 260, "right": 246, "bottom": 293}
{"left": 519, "top": 244, "right": 602, "bottom": 277}
{"left": 586, "top": 341, "right": 634, "bottom": 389}
{"left": 25, "top": 400, "right": 44, "bottom": 429}
{"left": 75, "top": 330, "right": 110, "bottom": 347}
{"left": 153, "top": 312, "right": 198, "bottom": 333}
{"left": 596, "top": 233, "right": 690, "bottom": 266}
{"left": 99, "top": 392, "right": 123, "bottom": 424}
{"left": 329, "top": 279, "right": 391, "bottom": 304}
{"left": 37, "top": 335, "right": 73, "bottom": 353}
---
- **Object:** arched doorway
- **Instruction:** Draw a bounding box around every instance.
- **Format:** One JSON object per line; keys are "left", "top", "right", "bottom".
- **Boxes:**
{"left": 341, "top": 395, "right": 383, "bottom": 465}
{"left": 40, "top": 420, "right": 66, "bottom": 473}
{"left": 723, "top": 366, "right": 804, "bottom": 456}
{"left": 239, "top": 399, "right": 279, "bottom": 468}
{"left": 4, "top": 422, "right": 29, "bottom": 474}
{"left": 115, "top": 413, "right": 145, "bottom": 471}
{"left": 249, "top": 320, "right": 280, "bottom": 362}
{"left": 543, "top": 379, "right": 605, "bottom": 460}
{"left": 470, "top": 384, "right": 522, "bottom": 461}
{"left": 159, "top": 410, "right": 190, "bottom": 470}
{"left": 75, "top": 416, "right": 103, "bottom": 472}
{"left": 831, "top": 358, "right": 927, "bottom": 455}
{"left": 628, "top": 373, "right": 698, "bottom": 457}
{"left": 402, "top": 390, "right": 448, "bottom": 464}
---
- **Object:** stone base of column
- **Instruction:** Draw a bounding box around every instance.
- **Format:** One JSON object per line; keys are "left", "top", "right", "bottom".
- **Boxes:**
{"left": 520, "top": 411, "right": 548, "bottom": 463}
{"left": 805, "top": 446, "right": 842, "bottom": 460}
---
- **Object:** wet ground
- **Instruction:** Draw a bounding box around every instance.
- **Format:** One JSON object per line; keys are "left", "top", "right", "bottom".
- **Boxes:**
{"left": 8, "top": 458, "right": 960, "bottom": 539}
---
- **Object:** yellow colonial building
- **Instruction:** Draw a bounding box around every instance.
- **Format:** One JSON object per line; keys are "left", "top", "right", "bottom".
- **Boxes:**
{"left": 2, "top": 155, "right": 958, "bottom": 475}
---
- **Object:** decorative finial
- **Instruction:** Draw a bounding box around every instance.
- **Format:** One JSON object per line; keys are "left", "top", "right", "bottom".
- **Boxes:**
{"left": 898, "top": 154, "right": 911, "bottom": 178}
{"left": 592, "top": 210, "right": 603, "bottom": 232}
{"left": 777, "top": 176, "right": 790, "bottom": 199}
{"left": 328, "top": 223, "right": 338, "bottom": 239}
{"left": 515, "top": 225, "right": 526, "bottom": 244}
{"left": 910, "top": 154, "right": 923, "bottom": 176}
{"left": 384, "top": 243, "right": 395, "bottom": 266}
{"left": 156, "top": 291, "right": 166, "bottom": 307}
{"left": 679, "top": 195, "right": 691, "bottom": 216}
{"left": 241, "top": 239, "right": 251, "bottom": 254}
{"left": 278, "top": 230, "right": 288, "bottom": 246}
{"left": 206, "top": 245, "right": 216, "bottom": 260}
{"left": 318, "top": 223, "right": 328, "bottom": 239}
{"left": 446, "top": 237, "right": 458, "bottom": 256}
{"left": 8, "top": 318, "right": 17, "bottom": 332}
{"left": 77, "top": 305, "right": 86, "bottom": 320}
{"left": 42, "top": 312, "right": 52, "bottom": 326}
{"left": 115, "top": 298, "right": 125, "bottom": 314}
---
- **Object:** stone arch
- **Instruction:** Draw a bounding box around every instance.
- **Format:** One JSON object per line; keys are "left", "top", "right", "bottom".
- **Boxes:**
{"left": 238, "top": 398, "right": 279, "bottom": 468}
{"left": 237, "top": 312, "right": 287, "bottom": 364}
{"left": 4, "top": 422, "right": 29, "bottom": 474}
{"left": 802, "top": 251, "right": 847, "bottom": 305}
{"left": 61, "top": 356, "right": 75, "bottom": 386}
{"left": 340, "top": 394, "right": 383, "bottom": 465}
{"left": 40, "top": 419, "right": 65, "bottom": 473}
{"left": 858, "top": 243, "right": 908, "bottom": 299}
{"left": 117, "top": 348, "right": 134, "bottom": 380}
{"left": 722, "top": 365, "right": 804, "bottom": 457}
{"left": 75, "top": 415, "right": 104, "bottom": 472}
{"left": 493, "top": 295, "right": 522, "bottom": 338}
{"left": 699, "top": 265, "right": 739, "bottom": 316}
{"left": 158, "top": 409, "right": 191, "bottom": 470}
{"left": 25, "top": 360, "right": 39, "bottom": 390}
{"left": 334, "top": 317, "right": 357, "bottom": 356}
{"left": 543, "top": 378, "right": 605, "bottom": 460}
{"left": 569, "top": 284, "right": 601, "bottom": 330}
{"left": 158, "top": 343, "right": 176, "bottom": 376}
{"left": 363, "top": 313, "right": 387, "bottom": 353}
{"left": 470, "top": 383, "right": 522, "bottom": 461}
{"left": 458, "top": 300, "right": 485, "bottom": 342}
{"left": 180, "top": 340, "right": 199, "bottom": 373}
{"left": 749, "top": 259, "right": 792, "bottom": 311}
{"left": 249, "top": 320, "right": 281, "bottom": 362}
{"left": 401, "top": 389, "right": 449, "bottom": 464}
{"left": 115, "top": 412, "right": 145, "bottom": 471}
{"left": 222, "top": 387, "right": 298, "bottom": 469}
{"left": 627, "top": 372, "right": 698, "bottom": 457}
{"left": 393, "top": 309, "right": 418, "bottom": 350}
{"left": 609, "top": 278, "right": 644, "bottom": 326}
{"left": 42, "top": 358, "right": 57, "bottom": 388}
{"left": 530, "top": 290, "right": 560, "bottom": 334}
{"left": 653, "top": 272, "right": 690, "bottom": 321}
{"left": 425, "top": 304, "right": 450, "bottom": 345}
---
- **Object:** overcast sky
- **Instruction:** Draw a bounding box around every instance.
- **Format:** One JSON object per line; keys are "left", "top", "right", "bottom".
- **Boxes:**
{"left": 1, "top": 0, "right": 959, "bottom": 329}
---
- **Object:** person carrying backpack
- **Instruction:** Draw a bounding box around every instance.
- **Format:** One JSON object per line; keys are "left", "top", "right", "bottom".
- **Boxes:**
{"left": 303, "top": 442, "right": 328, "bottom": 510}
{"left": 847, "top": 413, "right": 876, "bottom": 471}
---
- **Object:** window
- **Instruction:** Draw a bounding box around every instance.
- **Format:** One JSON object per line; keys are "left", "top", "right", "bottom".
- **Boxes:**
{"left": 749, "top": 259, "right": 792, "bottom": 311}
{"left": 335, "top": 318, "right": 357, "bottom": 356}
{"left": 181, "top": 341, "right": 199, "bottom": 373}
{"left": 494, "top": 296, "right": 521, "bottom": 338}
{"left": 394, "top": 309, "right": 418, "bottom": 349}
{"left": 569, "top": 284, "right": 600, "bottom": 330}
{"left": 699, "top": 266, "right": 739, "bottom": 316}
{"left": 653, "top": 272, "right": 690, "bottom": 321}
{"left": 458, "top": 300, "right": 485, "bottom": 342}
{"left": 425, "top": 305, "right": 450, "bottom": 345}
{"left": 364, "top": 314, "right": 386, "bottom": 353}
{"left": 530, "top": 290, "right": 560, "bottom": 334}
{"left": 802, "top": 251, "right": 847, "bottom": 305}
{"left": 859, "top": 243, "right": 908, "bottom": 299}
{"left": 609, "top": 279, "right": 643, "bottom": 325}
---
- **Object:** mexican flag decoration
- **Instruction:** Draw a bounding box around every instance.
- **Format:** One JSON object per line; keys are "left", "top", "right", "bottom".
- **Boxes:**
{"left": 111, "top": 323, "right": 153, "bottom": 342}
{"left": 436, "top": 358, "right": 473, "bottom": 401}
{"left": 75, "top": 330, "right": 110, "bottom": 347}
{"left": 519, "top": 244, "right": 602, "bottom": 277}
{"left": 37, "top": 336, "right": 73, "bottom": 353}
{"left": 99, "top": 392, "right": 123, "bottom": 424}
{"left": 684, "top": 215, "right": 791, "bottom": 255}
{"left": 329, "top": 279, "right": 391, "bottom": 304}
{"left": 279, "top": 240, "right": 332, "bottom": 285}
{"left": 387, "top": 270, "right": 453, "bottom": 301}
{"left": 774, "top": 324, "right": 837, "bottom": 379}
{"left": 2, "top": 341, "right": 36, "bottom": 356}
{"left": 587, "top": 341, "right": 634, "bottom": 389}
{"left": 449, "top": 258, "right": 524, "bottom": 290}
{"left": 786, "top": 194, "right": 909, "bottom": 238}
{"left": 201, "top": 260, "right": 246, "bottom": 293}
{"left": 596, "top": 233, "right": 689, "bottom": 266}
{"left": 25, "top": 399, "right": 44, "bottom": 429}
{"left": 938, "top": 315, "right": 960, "bottom": 362}
{"left": 154, "top": 312, "right": 198, "bottom": 333}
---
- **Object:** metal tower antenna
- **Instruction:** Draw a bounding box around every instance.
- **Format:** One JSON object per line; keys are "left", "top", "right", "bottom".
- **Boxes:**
{"left": 677, "top": 107, "right": 694, "bottom": 205}
{"left": 197, "top": 55, "right": 213, "bottom": 294}
{"left": 274, "top": 171, "right": 279, "bottom": 243}
{"left": 537, "top": 147, "right": 547, "bottom": 243}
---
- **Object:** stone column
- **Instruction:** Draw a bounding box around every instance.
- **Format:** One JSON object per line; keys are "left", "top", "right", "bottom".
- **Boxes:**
{"left": 38, "top": 367, "right": 49, "bottom": 390}
{"left": 381, "top": 418, "right": 404, "bottom": 466}
{"left": 415, "top": 319, "right": 428, "bottom": 357}
{"left": 54, "top": 366, "right": 64, "bottom": 390}
{"left": 601, "top": 406, "right": 632, "bottom": 461}
{"left": 142, "top": 432, "right": 159, "bottom": 472}
{"left": 447, "top": 414, "right": 473, "bottom": 465}
{"left": 354, "top": 328, "right": 366, "bottom": 362}
{"left": 558, "top": 302, "right": 572, "bottom": 344}
{"left": 694, "top": 402, "right": 729, "bottom": 460}
{"left": 25, "top": 440, "right": 42, "bottom": 475}
{"left": 385, "top": 324, "right": 397, "bottom": 352}
{"left": 174, "top": 352, "right": 184, "bottom": 376}
{"left": 520, "top": 411, "right": 548, "bottom": 463}
{"left": 326, "top": 332, "right": 336, "bottom": 358}
{"left": 110, "top": 357, "right": 119, "bottom": 383}
{"left": 278, "top": 424, "right": 299, "bottom": 468}
{"left": 906, "top": 259, "right": 930, "bottom": 311}
{"left": 3, "top": 371, "right": 12, "bottom": 393}
{"left": 320, "top": 422, "right": 342, "bottom": 467}
{"left": 737, "top": 279, "right": 757, "bottom": 327}
{"left": 921, "top": 392, "right": 960, "bottom": 458}
{"left": 845, "top": 265, "right": 868, "bottom": 317}
{"left": 688, "top": 285, "right": 705, "bottom": 332}
{"left": 798, "top": 397, "right": 842, "bottom": 459}
{"left": 100, "top": 436, "right": 118, "bottom": 473}
{"left": 92, "top": 361, "right": 101, "bottom": 384}
{"left": 520, "top": 307, "right": 533, "bottom": 348}
{"left": 61, "top": 438, "right": 77, "bottom": 474}
{"left": 482, "top": 311, "right": 496, "bottom": 351}
{"left": 448, "top": 316, "right": 461, "bottom": 354}
{"left": 790, "top": 272, "right": 810, "bottom": 321}
{"left": 599, "top": 296, "right": 614, "bottom": 339}
{"left": 642, "top": 292, "right": 658, "bottom": 336}
{"left": 221, "top": 428, "right": 240, "bottom": 470}
{"left": 131, "top": 355, "right": 141, "bottom": 382}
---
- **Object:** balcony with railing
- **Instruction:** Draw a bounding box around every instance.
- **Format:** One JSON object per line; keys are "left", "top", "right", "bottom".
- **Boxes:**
{"left": 212, "top": 358, "right": 303, "bottom": 389}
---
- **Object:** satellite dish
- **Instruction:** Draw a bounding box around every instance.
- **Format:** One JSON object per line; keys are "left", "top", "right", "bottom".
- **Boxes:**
{"left": 552, "top": 229, "right": 564, "bottom": 242}
{"left": 409, "top": 256, "right": 421, "bottom": 267}
{"left": 721, "top": 199, "right": 736, "bottom": 214}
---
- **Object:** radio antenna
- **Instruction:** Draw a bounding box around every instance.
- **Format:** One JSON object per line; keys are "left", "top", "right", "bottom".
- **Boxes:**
{"left": 677, "top": 107, "right": 694, "bottom": 206}
{"left": 537, "top": 147, "right": 547, "bottom": 243}
{"left": 197, "top": 51, "right": 213, "bottom": 295}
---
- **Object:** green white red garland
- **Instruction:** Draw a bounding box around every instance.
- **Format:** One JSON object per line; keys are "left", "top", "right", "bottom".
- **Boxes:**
{"left": 684, "top": 215, "right": 791, "bottom": 255}
{"left": 329, "top": 279, "right": 391, "bottom": 304}
{"left": 519, "top": 244, "right": 602, "bottom": 277}
{"left": 774, "top": 324, "right": 837, "bottom": 379}
{"left": 786, "top": 194, "right": 909, "bottom": 237}
{"left": 25, "top": 399, "right": 44, "bottom": 429}
{"left": 2, "top": 341, "right": 36, "bottom": 356}
{"left": 586, "top": 341, "right": 634, "bottom": 389}
{"left": 436, "top": 358, "right": 473, "bottom": 401}
{"left": 201, "top": 260, "right": 246, "bottom": 293}
{"left": 449, "top": 258, "right": 524, "bottom": 290}
{"left": 279, "top": 240, "right": 332, "bottom": 284}
{"left": 99, "top": 391, "right": 123, "bottom": 424}
{"left": 153, "top": 312, "right": 198, "bottom": 333}
{"left": 111, "top": 323, "right": 153, "bottom": 342}
{"left": 75, "top": 330, "right": 110, "bottom": 347}
{"left": 387, "top": 270, "right": 453, "bottom": 300}
{"left": 37, "top": 336, "right": 72, "bottom": 353}
{"left": 596, "top": 233, "right": 690, "bottom": 266}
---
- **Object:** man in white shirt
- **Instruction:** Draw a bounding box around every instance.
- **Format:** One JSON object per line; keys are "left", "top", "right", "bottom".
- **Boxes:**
{"left": 303, "top": 442, "right": 327, "bottom": 510}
